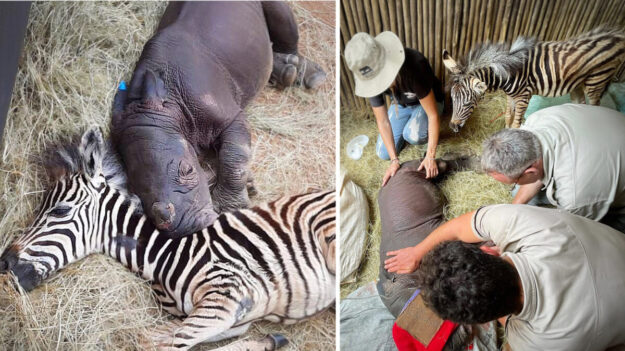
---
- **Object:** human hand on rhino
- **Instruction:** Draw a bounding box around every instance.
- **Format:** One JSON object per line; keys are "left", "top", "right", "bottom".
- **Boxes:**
{"left": 418, "top": 157, "right": 439, "bottom": 179}
{"left": 385, "top": 243, "right": 501, "bottom": 274}
{"left": 384, "top": 245, "right": 423, "bottom": 274}
{"left": 382, "top": 159, "right": 400, "bottom": 186}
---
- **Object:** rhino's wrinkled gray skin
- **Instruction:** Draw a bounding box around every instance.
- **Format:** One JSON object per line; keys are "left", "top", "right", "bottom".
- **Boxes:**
{"left": 112, "top": 2, "right": 322, "bottom": 238}
{"left": 377, "top": 158, "right": 473, "bottom": 317}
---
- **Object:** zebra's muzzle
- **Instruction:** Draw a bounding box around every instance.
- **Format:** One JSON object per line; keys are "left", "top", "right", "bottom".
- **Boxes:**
{"left": 11, "top": 262, "right": 42, "bottom": 292}
{"left": 0, "top": 249, "right": 18, "bottom": 273}
{"left": 449, "top": 121, "right": 461, "bottom": 133}
{"left": 0, "top": 252, "right": 42, "bottom": 292}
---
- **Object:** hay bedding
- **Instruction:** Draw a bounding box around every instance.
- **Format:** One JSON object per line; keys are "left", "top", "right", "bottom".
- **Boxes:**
{"left": 340, "top": 92, "right": 513, "bottom": 298}
{"left": 0, "top": 1, "right": 335, "bottom": 350}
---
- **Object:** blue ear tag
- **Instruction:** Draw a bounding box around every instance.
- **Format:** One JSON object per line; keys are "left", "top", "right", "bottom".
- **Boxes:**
{"left": 118, "top": 80, "right": 127, "bottom": 91}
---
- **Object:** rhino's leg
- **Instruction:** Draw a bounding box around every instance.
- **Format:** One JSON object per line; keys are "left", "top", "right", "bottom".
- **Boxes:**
{"left": 157, "top": 2, "right": 184, "bottom": 31}
{"left": 262, "top": 1, "right": 326, "bottom": 90}
{"left": 212, "top": 113, "right": 252, "bottom": 213}
{"left": 262, "top": 1, "right": 299, "bottom": 89}
{"left": 262, "top": 1, "right": 299, "bottom": 55}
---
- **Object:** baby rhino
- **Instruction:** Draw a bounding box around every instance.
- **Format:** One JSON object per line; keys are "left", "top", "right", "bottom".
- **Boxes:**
{"left": 112, "top": 1, "right": 326, "bottom": 238}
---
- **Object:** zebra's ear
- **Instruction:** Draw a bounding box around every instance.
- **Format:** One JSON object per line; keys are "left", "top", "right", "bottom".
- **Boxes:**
{"left": 79, "top": 127, "right": 104, "bottom": 178}
{"left": 44, "top": 147, "right": 79, "bottom": 182}
{"left": 442, "top": 50, "right": 461, "bottom": 74}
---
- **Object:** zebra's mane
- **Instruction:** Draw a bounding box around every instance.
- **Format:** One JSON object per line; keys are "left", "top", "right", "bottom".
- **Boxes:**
{"left": 43, "top": 135, "right": 143, "bottom": 212}
{"left": 455, "top": 36, "right": 537, "bottom": 81}
{"left": 574, "top": 25, "right": 625, "bottom": 40}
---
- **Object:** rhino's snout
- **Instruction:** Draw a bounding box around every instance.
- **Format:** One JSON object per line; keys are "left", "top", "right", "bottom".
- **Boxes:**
{"left": 152, "top": 202, "right": 176, "bottom": 231}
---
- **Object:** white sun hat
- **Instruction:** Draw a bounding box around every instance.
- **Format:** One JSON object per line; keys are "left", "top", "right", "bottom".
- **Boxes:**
{"left": 344, "top": 31, "right": 405, "bottom": 98}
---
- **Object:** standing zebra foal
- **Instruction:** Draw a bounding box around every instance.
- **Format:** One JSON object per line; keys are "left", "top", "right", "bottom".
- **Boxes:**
{"left": 443, "top": 27, "right": 625, "bottom": 131}
{"left": 0, "top": 128, "right": 336, "bottom": 350}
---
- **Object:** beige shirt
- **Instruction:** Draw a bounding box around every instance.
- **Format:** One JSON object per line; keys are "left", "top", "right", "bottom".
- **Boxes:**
{"left": 522, "top": 104, "right": 625, "bottom": 220}
{"left": 472, "top": 204, "right": 625, "bottom": 351}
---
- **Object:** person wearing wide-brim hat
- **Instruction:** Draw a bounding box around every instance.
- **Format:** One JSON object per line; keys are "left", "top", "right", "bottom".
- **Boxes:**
{"left": 345, "top": 32, "right": 444, "bottom": 185}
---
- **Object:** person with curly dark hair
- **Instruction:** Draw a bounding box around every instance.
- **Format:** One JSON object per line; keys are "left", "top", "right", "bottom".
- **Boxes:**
{"left": 416, "top": 241, "right": 522, "bottom": 324}
{"left": 384, "top": 204, "right": 625, "bottom": 351}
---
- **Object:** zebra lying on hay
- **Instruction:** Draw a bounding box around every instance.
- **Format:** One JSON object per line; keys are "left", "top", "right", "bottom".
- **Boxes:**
{"left": 443, "top": 27, "right": 625, "bottom": 132}
{"left": 0, "top": 128, "right": 336, "bottom": 350}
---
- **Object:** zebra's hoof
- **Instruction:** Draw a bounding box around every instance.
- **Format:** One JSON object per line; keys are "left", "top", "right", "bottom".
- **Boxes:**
{"left": 268, "top": 333, "right": 289, "bottom": 349}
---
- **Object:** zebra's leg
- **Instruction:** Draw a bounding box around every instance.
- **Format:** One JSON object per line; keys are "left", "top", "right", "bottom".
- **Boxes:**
{"left": 511, "top": 94, "right": 531, "bottom": 128}
{"left": 584, "top": 76, "right": 613, "bottom": 105}
{"left": 571, "top": 84, "right": 586, "bottom": 104}
{"left": 504, "top": 95, "right": 514, "bottom": 127}
{"left": 211, "top": 334, "right": 289, "bottom": 351}
{"left": 146, "top": 291, "right": 260, "bottom": 350}
{"left": 151, "top": 282, "right": 186, "bottom": 318}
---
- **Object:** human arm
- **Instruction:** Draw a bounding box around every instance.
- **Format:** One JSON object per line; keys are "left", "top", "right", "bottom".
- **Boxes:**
{"left": 373, "top": 104, "right": 401, "bottom": 186}
{"left": 384, "top": 210, "right": 482, "bottom": 274}
{"left": 512, "top": 179, "right": 543, "bottom": 204}
{"left": 417, "top": 90, "right": 440, "bottom": 178}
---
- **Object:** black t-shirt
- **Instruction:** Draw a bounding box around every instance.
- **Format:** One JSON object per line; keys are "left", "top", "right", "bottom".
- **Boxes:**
{"left": 369, "top": 48, "right": 443, "bottom": 108}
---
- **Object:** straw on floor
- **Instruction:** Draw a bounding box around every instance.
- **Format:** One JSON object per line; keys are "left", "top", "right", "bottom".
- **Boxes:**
{"left": 0, "top": 2, "right": 335, "bottom": 350}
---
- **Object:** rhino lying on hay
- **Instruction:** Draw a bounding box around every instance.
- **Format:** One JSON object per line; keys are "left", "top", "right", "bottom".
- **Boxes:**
{"left": 377, "top": 157, "right": 476, "bottom": 317}
{"left": 112, "top": 1, "right": 326, "bottom": 238}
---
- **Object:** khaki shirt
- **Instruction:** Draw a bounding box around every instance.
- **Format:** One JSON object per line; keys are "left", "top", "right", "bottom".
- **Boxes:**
{"left": 472, "top": 204, "right": 625, "bottom": 351}
{"left": 522, "top": 104, "right": 625, "bottom": 220}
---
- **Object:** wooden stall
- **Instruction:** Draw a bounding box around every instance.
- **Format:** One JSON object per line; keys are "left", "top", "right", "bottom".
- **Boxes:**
{"left": 340, "top": 0, "right": 625, "bottom": 111}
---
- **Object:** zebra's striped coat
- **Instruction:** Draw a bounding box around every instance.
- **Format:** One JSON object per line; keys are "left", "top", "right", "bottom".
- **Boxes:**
{"left": 0, "top": 128, "right": 335, "bottom": 351}
{"left": 444, "top": 27, "right": 625, "bottom": 131}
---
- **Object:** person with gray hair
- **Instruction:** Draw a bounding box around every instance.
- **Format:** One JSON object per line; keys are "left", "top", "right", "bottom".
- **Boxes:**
{"left": 481, "top": 128, "right": 542, "bottom": 180}
{"left": 481, "top": 103, "right": 625, "bottom": 230}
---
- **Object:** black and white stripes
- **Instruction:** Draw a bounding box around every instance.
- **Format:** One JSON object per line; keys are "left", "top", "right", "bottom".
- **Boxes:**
{"left": 443, "top": 27, "right": 625, "bottom": 131}
{"left": 0, "top": 128, "right": 335, "bottom": 350}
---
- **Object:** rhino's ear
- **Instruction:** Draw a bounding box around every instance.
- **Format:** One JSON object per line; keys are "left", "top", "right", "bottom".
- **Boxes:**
{"left": 111, "top": 81, "right": 128, "bottom": 126}
{"left": 443, "top": 50, "right": 461, "bottom": 74}
{"left": 79, "top": 127, "right": 104, "bottom": 179}
{"left": 142, "top": 70, "right": 167, "bottom": 107}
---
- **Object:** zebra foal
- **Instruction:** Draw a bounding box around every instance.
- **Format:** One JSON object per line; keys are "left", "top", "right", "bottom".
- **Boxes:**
{"left": 443, "top": 27, "right": 625, "bottom": 131}
{"left": 0, "top": 128, "right": 336, "bottom": 350}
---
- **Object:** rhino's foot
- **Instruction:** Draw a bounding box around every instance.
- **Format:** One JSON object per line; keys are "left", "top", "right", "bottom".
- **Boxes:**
{"left": 281, "top": 64, "right": 297, "bottom": 87}
{"left": 212, "top": 185, "right": 251, "bottom": 214}
{"left": 296, "top": 56, "right": 326, "bottom": 90}
{"left": 270, "top": 53, "right": 299, "bottom": 89}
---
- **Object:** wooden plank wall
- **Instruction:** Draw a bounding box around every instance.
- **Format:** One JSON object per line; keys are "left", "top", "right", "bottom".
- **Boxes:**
{"left": 340, "top": 0, "right": 625, "bottom": 111}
